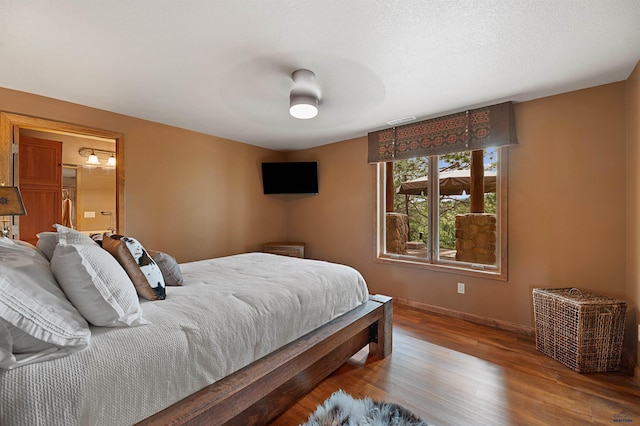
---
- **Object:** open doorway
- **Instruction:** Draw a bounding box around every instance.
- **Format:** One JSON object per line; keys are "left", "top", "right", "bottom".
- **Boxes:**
{"left": 0, "top": 112, "right": 124, "bottom": 240}
{"left": 19, "top": 130, "right": 117, "bottom": 242}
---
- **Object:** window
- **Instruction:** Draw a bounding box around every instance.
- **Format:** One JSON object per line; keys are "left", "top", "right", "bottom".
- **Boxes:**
{"left": 369, "top": 101, "right": 517, "bottom": 279}
{"left": 376, "top": 147, "right": 507, "bottom": 279}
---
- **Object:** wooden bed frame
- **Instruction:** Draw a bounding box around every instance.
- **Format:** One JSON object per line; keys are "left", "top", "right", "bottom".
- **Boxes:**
{"left": 137, "top": 294, "right": 392, "bottom": 426}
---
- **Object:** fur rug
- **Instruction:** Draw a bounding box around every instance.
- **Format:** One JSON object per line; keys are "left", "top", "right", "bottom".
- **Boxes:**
{"left": 301, "top": 390, "right": 432, "bottom": 426}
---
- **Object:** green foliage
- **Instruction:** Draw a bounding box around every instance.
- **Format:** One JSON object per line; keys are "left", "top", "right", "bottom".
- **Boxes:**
{"left": 391, "top": 150, "right": 497, "bottom": 250}
{"left": 392, "top": 157, "right": 429, "bottom": 243}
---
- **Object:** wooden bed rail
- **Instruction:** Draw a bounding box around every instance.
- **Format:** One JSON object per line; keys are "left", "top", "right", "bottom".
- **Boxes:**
{"left": 138, "top": 295, "right": 393, "bottom": 426}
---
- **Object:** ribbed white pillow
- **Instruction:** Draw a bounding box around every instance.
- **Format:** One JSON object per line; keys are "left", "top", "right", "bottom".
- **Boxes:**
{"left": 0, "top": 237, "right": 91, "bottom": 370}
{"left": 37, "top": 225, "right": 95, "bottom": 261}
{"left": 50, "top": 229, "right": 148, "bottom": 327}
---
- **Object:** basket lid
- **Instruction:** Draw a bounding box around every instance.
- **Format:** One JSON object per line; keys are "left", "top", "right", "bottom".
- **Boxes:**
{"left": 533, "top": 287, "right": 625, "bottom": 305}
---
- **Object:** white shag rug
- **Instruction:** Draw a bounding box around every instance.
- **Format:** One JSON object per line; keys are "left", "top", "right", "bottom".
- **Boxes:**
{"left": 301, "top": 390, "right": 432, "bottom": 426}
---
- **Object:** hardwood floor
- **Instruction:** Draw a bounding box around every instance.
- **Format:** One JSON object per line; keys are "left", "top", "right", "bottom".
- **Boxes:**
{"left": 271, "top": 304, "right": 640, "bottom": 426}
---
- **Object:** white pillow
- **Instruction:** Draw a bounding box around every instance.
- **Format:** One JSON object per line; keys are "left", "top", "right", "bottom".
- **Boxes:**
{"left": 53, "top": 224, "right": 96, "bottom": 244}
{"left": 0, "top": 237, "right": 91, "bottom": 370}
{"left": 12, "top": 239, "right": 47, "bottom": 259}
{"left": 35, "top": 232, "right": 59, "bottom": 261}
{"left": 37, "top": 225, "right": 95, "bottom": 261}
{"left": 50, "top": 230, "right": 148, "bottom": 327}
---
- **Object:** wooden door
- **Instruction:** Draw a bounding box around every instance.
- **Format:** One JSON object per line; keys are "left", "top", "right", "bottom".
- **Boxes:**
{"left": 18, "top": 136, "right": 62, "bottom": 245}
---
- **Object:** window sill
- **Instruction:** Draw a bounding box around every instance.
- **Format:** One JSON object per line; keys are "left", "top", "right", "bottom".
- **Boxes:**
{"left": 374, "top": 255, "right": 507, "bottom": 281}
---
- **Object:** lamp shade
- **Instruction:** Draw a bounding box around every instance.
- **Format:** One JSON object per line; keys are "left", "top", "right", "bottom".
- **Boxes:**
{"left": 86, "top": 151, "right": 100, "bottom": 165}
{"left": 0, "top": 186, "right": 27, "bottom": 216}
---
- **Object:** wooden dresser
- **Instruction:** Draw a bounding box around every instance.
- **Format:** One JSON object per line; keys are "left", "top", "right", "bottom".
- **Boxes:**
{"left": 263, "top": 242, "right": 305, "bottom": 258}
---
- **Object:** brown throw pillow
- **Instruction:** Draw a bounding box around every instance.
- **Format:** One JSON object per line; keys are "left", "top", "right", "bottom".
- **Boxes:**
{"left": 102, "top": 235, "right": 166, "bottom": 300}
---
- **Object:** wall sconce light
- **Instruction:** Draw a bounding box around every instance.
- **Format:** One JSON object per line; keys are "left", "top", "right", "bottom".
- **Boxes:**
{"left": 78, "top": 147, "right": 116, "bottom": 167}
{"left": 0, "top": 185, "right": 27, "bottom": 238}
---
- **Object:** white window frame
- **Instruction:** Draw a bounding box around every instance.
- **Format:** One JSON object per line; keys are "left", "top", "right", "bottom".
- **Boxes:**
{"left": 375, "top": 147, "right": 508, "bottom": 280}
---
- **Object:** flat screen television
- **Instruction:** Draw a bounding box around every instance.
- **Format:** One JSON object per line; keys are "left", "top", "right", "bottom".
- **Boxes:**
{"left": 261, "top": 161, "right": 319, "bottom": 195}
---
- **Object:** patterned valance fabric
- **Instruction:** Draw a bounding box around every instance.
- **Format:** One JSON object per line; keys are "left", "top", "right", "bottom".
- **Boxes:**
{"left": 368, "top": 101, "right": 517, "bottom": 163}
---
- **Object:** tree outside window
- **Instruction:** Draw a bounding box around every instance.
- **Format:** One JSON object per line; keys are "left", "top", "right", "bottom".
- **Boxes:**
{"left": 378, "top": 147, "right": 506, "bottom": 278}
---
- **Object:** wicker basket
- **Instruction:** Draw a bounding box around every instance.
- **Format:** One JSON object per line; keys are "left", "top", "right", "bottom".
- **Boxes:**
{"left": 532, "top": 288, "right": 626, "bottom": 373}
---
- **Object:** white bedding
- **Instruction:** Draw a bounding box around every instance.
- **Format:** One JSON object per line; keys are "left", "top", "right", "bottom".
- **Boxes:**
{"left": 0, "top": 252, "right": 369, "bottom": 425}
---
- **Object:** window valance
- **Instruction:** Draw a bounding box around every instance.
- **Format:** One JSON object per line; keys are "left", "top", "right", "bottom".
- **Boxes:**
{"left": 367, "top": 101, "right": 517, "bottom": 163}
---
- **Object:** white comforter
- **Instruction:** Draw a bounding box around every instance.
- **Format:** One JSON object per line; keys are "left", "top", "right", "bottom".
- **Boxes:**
{"left": 0, "top": 252, "right": 369, "bottom": 425}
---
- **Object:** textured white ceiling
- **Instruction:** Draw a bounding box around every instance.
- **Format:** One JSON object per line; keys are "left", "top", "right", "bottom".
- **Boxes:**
{"left": 1, "top": 1, "right": 639, "bottom": 151}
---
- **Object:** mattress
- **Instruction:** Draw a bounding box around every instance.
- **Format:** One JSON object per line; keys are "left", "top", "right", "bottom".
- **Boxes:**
{"left": 0, "top": 252, "right": 369, "bottom": 425}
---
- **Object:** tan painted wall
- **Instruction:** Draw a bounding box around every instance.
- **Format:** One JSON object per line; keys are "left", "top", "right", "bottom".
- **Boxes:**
{"left": 626, "top": 61, "right": 640, "bottom": 368}
{"left": 0, "top": 78, "right": 634, "bottom": 338}
{"left": 75, "top": 167, "right": 116, "bottom": 232}
{"left": 0, "top": 87, "right": 288, "bottom": 262}
{"left": 287, "top": 82, "right": 628, "bottom": 328}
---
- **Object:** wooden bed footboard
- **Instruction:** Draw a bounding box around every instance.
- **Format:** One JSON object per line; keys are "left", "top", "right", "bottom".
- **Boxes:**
{"left": 137, "top": 294, "right": 392, "bottom": 426}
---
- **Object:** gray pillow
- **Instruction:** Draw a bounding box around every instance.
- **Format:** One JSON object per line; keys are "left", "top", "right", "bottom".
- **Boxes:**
{"left": 148, "top": 250, "right": 184, "bottom": 286}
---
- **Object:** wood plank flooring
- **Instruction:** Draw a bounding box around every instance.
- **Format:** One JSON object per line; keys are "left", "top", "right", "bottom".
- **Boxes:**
{"left": 271, "top": 303, "right": 640, "bottom": 425}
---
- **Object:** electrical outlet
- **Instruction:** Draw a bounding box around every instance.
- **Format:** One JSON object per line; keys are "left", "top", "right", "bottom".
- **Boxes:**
{"left": 457, "top": 282, "right": 465, "bottom": 294}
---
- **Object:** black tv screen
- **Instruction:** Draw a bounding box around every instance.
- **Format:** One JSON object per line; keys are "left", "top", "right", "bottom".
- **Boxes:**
{"left": 261, "top": 161, "right": 319, "bottom": 195}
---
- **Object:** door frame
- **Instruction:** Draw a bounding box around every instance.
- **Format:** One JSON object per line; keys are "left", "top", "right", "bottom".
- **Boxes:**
{"left": 0, "top": 112, "right": 124, "bottom": 235}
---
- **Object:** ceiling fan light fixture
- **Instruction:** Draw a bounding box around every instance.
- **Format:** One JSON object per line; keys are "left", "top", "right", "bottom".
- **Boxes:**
{"left": 289, "top": 69, "right": 320, "bottom": 120}
{"left": 289, "top": 94, "right": 319, "bottom": 119}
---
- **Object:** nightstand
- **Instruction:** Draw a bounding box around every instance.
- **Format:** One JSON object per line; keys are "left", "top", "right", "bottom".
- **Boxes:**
{"left": 263, "top": 242, "right": 305, "bottom": 258}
